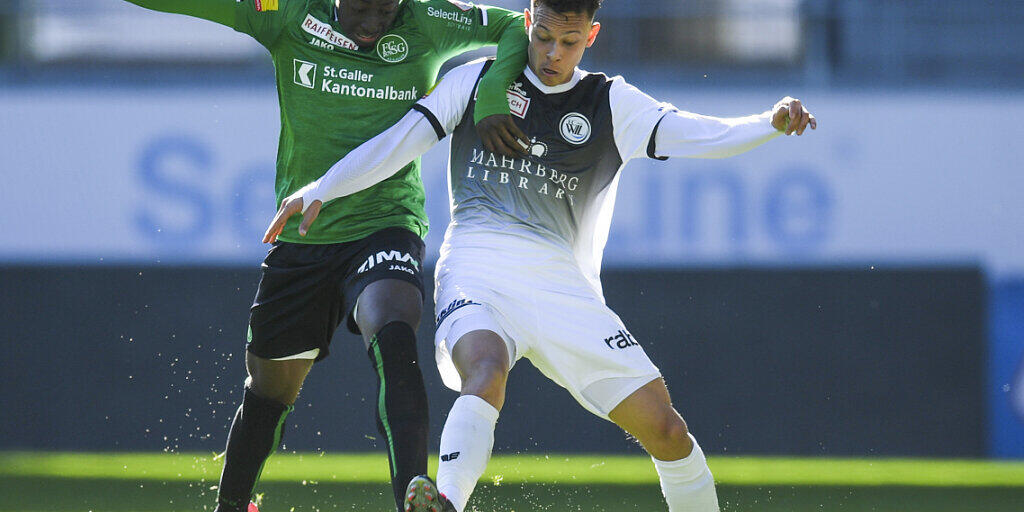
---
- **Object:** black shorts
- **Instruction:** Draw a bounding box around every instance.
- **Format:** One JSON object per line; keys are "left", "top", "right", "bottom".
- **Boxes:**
{"left": 246, "top": 227, "right": 426, "bottom": 362}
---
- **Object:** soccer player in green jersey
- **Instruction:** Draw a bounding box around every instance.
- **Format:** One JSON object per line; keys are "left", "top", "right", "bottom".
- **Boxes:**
{"left": 122, "top": 1, "right": 531, "bottom": 511}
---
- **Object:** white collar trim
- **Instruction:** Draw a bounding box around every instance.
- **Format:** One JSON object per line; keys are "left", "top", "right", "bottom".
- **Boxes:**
{"left": 524, "top": 66, "right": 584, "bottom": 94}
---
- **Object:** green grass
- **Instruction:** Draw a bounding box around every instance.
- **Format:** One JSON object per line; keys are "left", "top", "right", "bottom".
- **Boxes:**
{"left": 1, "top": 452, "right": 1023, "bottom": 512}
{"left": 3, "top": 452, "right": 1024, "bottom": 487}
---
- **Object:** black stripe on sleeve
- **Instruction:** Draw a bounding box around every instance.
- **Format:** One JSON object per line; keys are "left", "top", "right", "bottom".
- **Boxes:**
{"left": 411, "top": 103, "right": 446, "bottom": 141}
{"left": 646, "top": 109, "right": 676, "bottom": 161}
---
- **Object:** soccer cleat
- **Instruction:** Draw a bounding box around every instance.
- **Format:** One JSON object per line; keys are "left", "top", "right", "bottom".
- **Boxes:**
{"left": 247, "top": 503, "right": 259, "bottom": 512}
{"left": 404, "top": 475, "right": 456, "bottom": 512}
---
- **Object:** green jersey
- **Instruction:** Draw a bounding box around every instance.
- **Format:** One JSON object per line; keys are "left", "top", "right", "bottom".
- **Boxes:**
{"left": 126, "top": 0, "right": 527, "bottom": 243}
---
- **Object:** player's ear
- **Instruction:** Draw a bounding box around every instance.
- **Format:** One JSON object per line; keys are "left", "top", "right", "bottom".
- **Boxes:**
{"left": 586, "top": 22, "right": 601, "bottom": 48}
{"left": 524, "top": 8, "right": 532, "bottom": 32}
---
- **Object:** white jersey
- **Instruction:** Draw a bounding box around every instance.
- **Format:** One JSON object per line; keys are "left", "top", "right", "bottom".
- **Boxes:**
{"left": 417, "top": 60, "right": 777, "bottom": 295}
{"left": 296, "top": 59, "right": 783, "bottom": 416}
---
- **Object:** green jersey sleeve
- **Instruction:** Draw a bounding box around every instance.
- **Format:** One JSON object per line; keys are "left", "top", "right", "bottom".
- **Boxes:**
{"left": 411, "top": 1, "right": 528, "bottom": 123}
{"left": 124, "top": 0, "right": 290, "bottom": 48}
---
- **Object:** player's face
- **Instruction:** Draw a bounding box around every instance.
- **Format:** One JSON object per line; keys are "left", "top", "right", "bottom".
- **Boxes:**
{"left": 525, "top": 4, "right": 601, "bottom": 86}
{"left": 336, "top": 0, "right": 402, "bottom": 48}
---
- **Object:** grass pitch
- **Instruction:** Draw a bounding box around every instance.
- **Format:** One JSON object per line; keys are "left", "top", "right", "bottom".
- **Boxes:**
{"left": 1, "top": 452, "right": 1022, "bottom": 511}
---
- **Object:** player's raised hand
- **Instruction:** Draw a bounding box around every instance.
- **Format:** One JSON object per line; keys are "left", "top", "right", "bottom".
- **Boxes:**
{"left": 263, "top": 195, "right": 323, "bottom": 243}
{"left": 771, "top": 97, "right": 817, "bottom": 136}
{"left": 477, "top": 114, "right": 530, "bottom": 157}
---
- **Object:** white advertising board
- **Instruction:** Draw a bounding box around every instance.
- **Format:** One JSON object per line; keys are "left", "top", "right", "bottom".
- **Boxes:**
{"left": 1, "top": 86, "right": 1021, "bottom": 275}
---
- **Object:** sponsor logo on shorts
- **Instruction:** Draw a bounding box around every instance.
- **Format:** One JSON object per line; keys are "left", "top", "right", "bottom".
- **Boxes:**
{"left": 440, "top": 451, "right": 461, "bottom": 462}
{"left": 603, "top": 329, "right": 639, "bottom": 350}
{"left": 293, "top": 59, "right": 317, "bottom": 89}
{"left": 435, "top": 298, "right": 479, "bottom": 327}
{"left": 560, "top": 112, "right": 592, "bottom": 145}
{"left": 376, "top": 34, "right": 409, "bottom": 63}
{"left": 357, "top": 250, "right": 420, "bottom": 274}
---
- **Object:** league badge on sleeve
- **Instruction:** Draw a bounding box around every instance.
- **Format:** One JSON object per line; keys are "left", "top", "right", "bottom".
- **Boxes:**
{"left": 254, "top": 0, "right": 279, "bottom": 12}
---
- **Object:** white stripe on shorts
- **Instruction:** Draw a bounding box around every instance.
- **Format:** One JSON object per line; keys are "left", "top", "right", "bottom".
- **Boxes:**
{"left": 271, "top": 348, "right": 320, "bottom": 361}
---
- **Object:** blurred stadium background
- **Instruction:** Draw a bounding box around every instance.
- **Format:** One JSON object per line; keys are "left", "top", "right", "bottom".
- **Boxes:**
{"left": 1, "top": 0, "right": 1023, "bottom": 510}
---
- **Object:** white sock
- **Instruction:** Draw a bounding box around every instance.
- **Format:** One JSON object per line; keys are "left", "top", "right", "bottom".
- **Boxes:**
{"left": 436, "top": 395, "right": 499, "bottom": 512}
{"left": 652, "top": 434, "right": 720, "bottom": 512}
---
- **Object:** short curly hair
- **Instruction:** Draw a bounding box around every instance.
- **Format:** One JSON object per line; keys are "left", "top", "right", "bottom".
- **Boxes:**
{"left": 532, "top": 0, "right": 604, "bottom": 19}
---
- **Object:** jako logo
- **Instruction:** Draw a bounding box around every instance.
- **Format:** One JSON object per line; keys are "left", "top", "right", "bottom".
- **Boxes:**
{"left": 376, "top": 34, "right": 409, "bottom": 63}
{"left": 357, "top": 250, "right": 419, "bottom": 273}
{"left": 293, "top": 59, "right": 317, "bottom": 89}
{"left": 560, "top": 112, "right": 591, "bottom": 144}
{"left": 441, "top": 451, "right": 460, "bottom": 462}
{"left": 603, "top": 329, "right": 638, "bottom": 349}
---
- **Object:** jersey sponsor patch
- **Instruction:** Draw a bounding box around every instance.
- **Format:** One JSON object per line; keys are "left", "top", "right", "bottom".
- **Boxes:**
{"left": 254, "top": 0, "right": 278, "bottom": 12}
{"left": 426, "top": 5, "right": 475, "bottom": 26}
{"left": 293, "top": 59, "right": 317, "bottom": 88}
{"left": 301, "top": 14, "right": 360, "bottom": 50}
{"left": 507, "top": 90, "right": 530, "bottom": 118}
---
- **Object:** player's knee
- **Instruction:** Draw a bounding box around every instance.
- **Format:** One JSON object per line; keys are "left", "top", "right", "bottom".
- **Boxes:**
{"left": 245, "top": 354, "right": 311, "bottom": 405}
{"left": 461, "top": 357, "right": 508, "bottom": 401}
{"left": 356, "top": 281, "right": 423, "bottom": 335}
{"left": 642, "top": 412, "right": 692, "bottom": 459}
{"left": 247, "top": 376, "right": 300, "bottom": 406}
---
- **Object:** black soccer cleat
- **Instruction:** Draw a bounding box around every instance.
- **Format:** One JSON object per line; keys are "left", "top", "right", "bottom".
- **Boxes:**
{"left": 404, "top": 475, "right": 456, "bottom": 512}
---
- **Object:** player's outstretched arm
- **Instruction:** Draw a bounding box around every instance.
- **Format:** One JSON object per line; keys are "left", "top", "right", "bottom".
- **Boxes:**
{"left": 415, "top": 2, "right": 530, "bottom": 156}
{"left": 651, "top": 97, "right": 817, "bottom": 159}
{"left": 611, "top": 80, "right": 818, "bottom": 162}
{"left": 124, "top": 0, "right": 238, "bottom": 28}
{"left": 124, "top": 0, "right": 285, "bottom": 46}
{"left": 263, "top": 59, "right": 481, "bottom": 242}
{"left": 263, "top": 110, "right": 441, "bottom": 243}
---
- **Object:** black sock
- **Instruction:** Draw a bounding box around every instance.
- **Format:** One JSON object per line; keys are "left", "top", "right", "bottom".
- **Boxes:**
{"left": 367, "top": 321, "right": 430, "bottom": 512}
{"left": 214, "top": 386, "right": 293, "bottom": 512}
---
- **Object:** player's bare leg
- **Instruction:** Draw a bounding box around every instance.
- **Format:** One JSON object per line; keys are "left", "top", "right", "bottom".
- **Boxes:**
{"left": 214, "top": 354, "right": 312, "bottom": 512}
{"left": 408, "top": 330, "right": 509, "bottom": 512}
{"left": 609, "top": 379, "right": 719, "bottom": 512}
{"left": 355, "top": 279, "right": 430, "bottom": 512}
{"left": 451, "top": 330, "right": 510, "bottom": 410}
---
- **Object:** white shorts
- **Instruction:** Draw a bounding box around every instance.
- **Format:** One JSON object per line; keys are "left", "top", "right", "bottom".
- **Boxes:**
{"left": 433, "top": 250, "right": 661, "bottom": 419}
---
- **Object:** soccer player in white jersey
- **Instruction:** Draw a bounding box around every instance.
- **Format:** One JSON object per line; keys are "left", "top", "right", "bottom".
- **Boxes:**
{"left": 265, "top": 0, "right": 816, "bottom": 510}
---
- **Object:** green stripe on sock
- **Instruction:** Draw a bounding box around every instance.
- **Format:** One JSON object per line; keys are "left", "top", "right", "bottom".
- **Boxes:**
{"left": 371, "top": 337, "right": 398, "bottom": 478}
{"left": 249, "top": 404, "right": 293, "bottom": 500}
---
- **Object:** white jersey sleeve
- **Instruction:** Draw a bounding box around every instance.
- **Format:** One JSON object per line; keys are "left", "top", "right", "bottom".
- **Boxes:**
{"left": 295, "top": 60, "right": 486, "bottom": 212}
{"left": 608, "top": 78, "right": 676, "bottom": 162}
{"left": 609, "top": 77, "right": 782, "bottom": 162}
{"left": 413, "top": 59, "right": 489, "bottom": 138}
